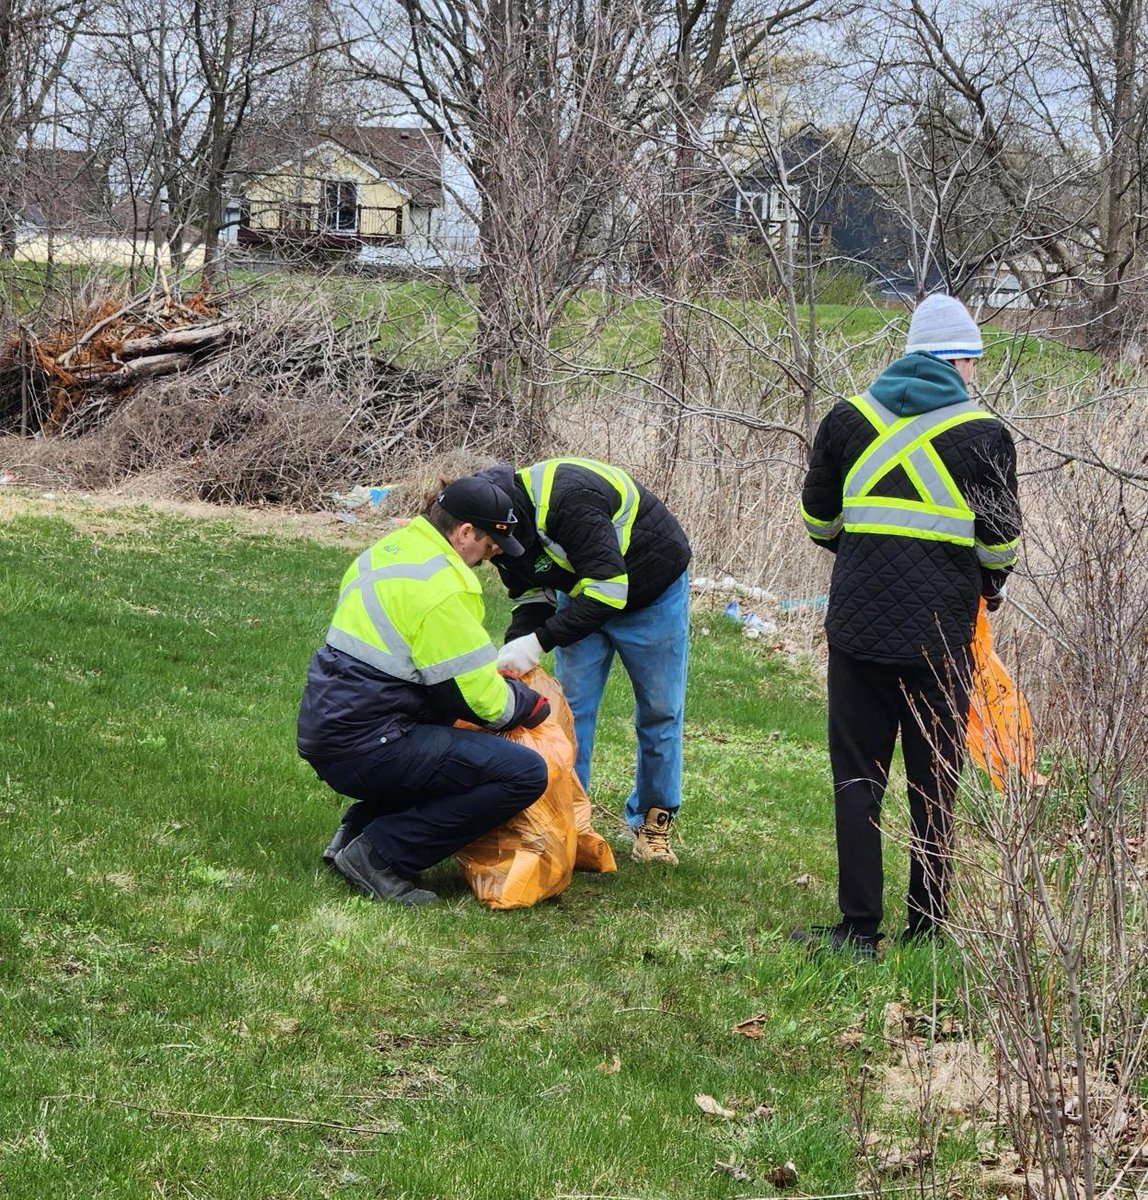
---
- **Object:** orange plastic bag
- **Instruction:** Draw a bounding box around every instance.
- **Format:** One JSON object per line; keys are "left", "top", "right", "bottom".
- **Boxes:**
{"left": 546, "top": 675, "right": 618, "bottom": 874}
{"left": 453, "top": 669, "right": 614, "bottom": 910}
{"left": 967, "top": 600, "right": 1045, "bottom": 790}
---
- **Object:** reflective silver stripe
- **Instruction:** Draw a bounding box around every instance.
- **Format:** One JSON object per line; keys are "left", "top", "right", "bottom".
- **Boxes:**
{"left": 487, "top": 687, "right": 516, "bottom": 730}
{"left": 584, "top": 579, "right": 629, "bottom": 603}
{"left": 905, "top": 446, "right": 949, "bottom": 500}
{"left": 419, "top": 642, "right": 497, "bottom": 686}
{"left": 843, "top": 501, "right": 974, "bottom": 540}
{"left": 336, "top": 551, "right": 450, "bottom": 667}
{"left": 512, "top": 587, "right": 557, "bottom": 608}
{"left": 539, "top": 532, "right": 573, "bottom": 571}
{"left": 327, "top": 624, "right": 498, "bottom": 685}
{"left": 331, "top": 549, "right": 459, "bottom": 681}
{"left": 325, "top": 626, "right": 422, "bottom": 680}
{"left": 523, "top": 459, "right": 638, "bottom": 563}
{"left": 337, "top": 551, "right": 448, "bottom": 608}
{"left": 522, "top": 463, "right": 573, "bottom": 568}
{"left": 803, "top": 511, "right": 843, "bottom": 539}
{"left": 976, "top": 540, "right": 1019, "bottom": 567}
{"left": 846, "top": 400, "right": 983, "bottom": 496}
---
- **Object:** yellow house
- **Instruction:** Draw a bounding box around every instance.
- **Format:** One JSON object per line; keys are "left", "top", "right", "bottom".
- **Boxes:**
{"left": 228, "top": 127, "right": 443, "bottom": 256}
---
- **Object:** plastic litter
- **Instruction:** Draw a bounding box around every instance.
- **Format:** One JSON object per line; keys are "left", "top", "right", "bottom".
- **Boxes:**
{"left": 330, "top": 483, "right": 398, "bottom": 509}
{"left": 692, "top": 574, "right": 772, "bottom": 602}
{"left": 778, "top": 595, "right": 829, "bottom": 611}
{"left": 722, "top": 600, "right": 778, "bottom": 639}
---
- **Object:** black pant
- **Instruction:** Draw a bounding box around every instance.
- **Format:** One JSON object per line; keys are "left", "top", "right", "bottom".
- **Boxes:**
{"left": 308, "top": 725, "right": 548, "bottom": 878}
{"left": 827, "top": 645, "right": 972, "bottom": 938}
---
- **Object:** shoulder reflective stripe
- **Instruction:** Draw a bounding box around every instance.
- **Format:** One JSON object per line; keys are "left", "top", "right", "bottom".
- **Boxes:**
{"left": 846, "top": 391, "right": 887, "bottom": 432}
{"left": 522, "top": 458, "right": 639, "bottom": 560}
{"left": 844, "top": 403, "right": 985, "bottom": 499}
{"left": 331, "top": 548, "right": 459, "bottom": 681}
{"left": 325, "top": 626, "right": 421, "bottom": 680}
{"left": 419, "top": 641, "right": 497, "bottom": 686}
{"left": 337, "top": 551, "right": 449, "bottom": 608}
{"left": 975, "top": 538, "right": 1019, "bottom": 567}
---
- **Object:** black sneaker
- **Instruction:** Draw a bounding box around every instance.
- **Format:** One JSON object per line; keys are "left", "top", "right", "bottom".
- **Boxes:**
{"left": 321, "top": 822, "right": 353, "bottom": 867}
{"left": 894, "top": 923, "right": 941, "bottom": 947}
{"left": 790, "top": 923, "right": 883, "bottom": 961}
{"left": 333, "top": 835, "right": 439, "bottom": 906}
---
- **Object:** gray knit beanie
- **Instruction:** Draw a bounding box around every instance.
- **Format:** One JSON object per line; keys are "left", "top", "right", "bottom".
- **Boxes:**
{"left": 905, "top": 294, "right": 983, "bottom": 359}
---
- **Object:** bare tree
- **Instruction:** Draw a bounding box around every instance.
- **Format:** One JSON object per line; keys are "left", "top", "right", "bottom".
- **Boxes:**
{"left": 70, "top": 0, "right": 320, "bottom": 279}
{"left": 843, "top": 0, "right": 1148, "bottom": 348}
{"left": 0, "top": 0, "right": 95, "bottom": 257}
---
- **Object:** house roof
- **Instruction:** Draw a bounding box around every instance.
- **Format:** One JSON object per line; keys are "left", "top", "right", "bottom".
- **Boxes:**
{"left": 15, "top": 148, "right": 112, "bottom": 230}
{"left": 232, "top": 125, "right": 444, "bottom": 208}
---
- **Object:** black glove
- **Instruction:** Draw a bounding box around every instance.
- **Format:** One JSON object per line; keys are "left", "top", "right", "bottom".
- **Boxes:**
{"left": 520, "top": 694, "right": 551, "bottom": 729}
{"left": 985, "top": 584, "right": 1007, "bottom": 613}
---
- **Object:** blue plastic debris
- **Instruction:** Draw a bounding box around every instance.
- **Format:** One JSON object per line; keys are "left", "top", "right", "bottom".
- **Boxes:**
{"left": 778, "top": 595, "right": 829, "bottom": 611}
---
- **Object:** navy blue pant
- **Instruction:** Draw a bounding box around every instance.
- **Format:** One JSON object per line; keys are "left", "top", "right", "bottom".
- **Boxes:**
{"left": 308, "top": 725, "right": 548, "bottom": 878}
{"left": 827, "top": 646, "right": 972, "bottom": 939}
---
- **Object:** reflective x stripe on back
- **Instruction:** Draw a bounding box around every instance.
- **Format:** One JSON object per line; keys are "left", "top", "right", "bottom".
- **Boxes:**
{"left": 842, "top": 392, "right": 992, "bottom": 546}
{"left": 326, "top": 549, "right": 495, "bottom": 683}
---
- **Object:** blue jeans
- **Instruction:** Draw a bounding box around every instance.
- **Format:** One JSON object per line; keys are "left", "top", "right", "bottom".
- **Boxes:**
{"left": 554, "top": 571, "right": 689, "bottom": 829}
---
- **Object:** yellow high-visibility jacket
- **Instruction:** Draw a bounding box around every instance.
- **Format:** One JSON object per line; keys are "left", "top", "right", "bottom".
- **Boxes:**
{"left": 297, "top": 516, "right": 533, "bottom": 757}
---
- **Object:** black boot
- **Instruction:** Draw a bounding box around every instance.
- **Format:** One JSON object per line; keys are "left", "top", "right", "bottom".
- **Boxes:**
{"left": 321, "top": 822, "right": 353, "bottom": 867}
{"left": 333, "top": 835, "right": 439, "bottom": 906}
{"left": 790, "top": 923, "right": 883, "bottom": 961}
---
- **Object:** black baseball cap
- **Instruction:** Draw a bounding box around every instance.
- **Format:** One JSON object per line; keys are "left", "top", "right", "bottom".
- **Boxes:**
{"left": 437, "top": 476, "right": 525, "bottom": 556}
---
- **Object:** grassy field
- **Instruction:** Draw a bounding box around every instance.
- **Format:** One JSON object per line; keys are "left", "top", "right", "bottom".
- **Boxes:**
{"left": 0, "top": 495, "right": 984, "bottom": 1199}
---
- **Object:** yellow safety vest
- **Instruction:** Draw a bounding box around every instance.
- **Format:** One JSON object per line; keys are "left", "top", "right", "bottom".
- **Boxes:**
{"left": 515, "top": 457, "right": 640, "bottom": 610}
{"left": 325, "top": 516, "right": 517, "bottom": 727}
{"left": 801, "top": 393, "right": 1018, "bottom": 568}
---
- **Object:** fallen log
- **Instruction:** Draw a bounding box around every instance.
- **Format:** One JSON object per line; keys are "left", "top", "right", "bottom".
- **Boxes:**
{"left": 119, "top": 322, "right": 234, "bottom": 358}
{"left": 103, "top": 352, "right": 192, "bottom": 386}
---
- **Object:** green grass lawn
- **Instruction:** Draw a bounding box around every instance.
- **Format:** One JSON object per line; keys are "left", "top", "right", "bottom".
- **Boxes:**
{"left": 1, "top": 499, "right": 984, "bottom": 1198}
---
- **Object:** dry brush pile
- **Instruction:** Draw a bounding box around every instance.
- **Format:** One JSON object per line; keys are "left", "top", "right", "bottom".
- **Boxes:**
{"left": 0, "top": 281, "right": 510, "bottom": 508}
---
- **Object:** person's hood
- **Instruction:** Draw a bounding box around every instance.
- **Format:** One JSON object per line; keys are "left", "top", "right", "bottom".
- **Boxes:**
{"left": 868, "top": 352, "right": 969, "bottom": 415}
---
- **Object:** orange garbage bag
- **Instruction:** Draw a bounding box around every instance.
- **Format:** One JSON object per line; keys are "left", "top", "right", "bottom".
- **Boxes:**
{"left": 453, "top": 669, "right": 614, "bottom": 910}
{"left": 967, "top": 600, "right": 1045, "bottom": 790}
{"left": 545, "top": 673, "right": 617, "bottom": 874}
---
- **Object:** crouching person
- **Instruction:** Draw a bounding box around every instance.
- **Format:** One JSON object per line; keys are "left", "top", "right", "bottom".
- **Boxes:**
{"left": 298, "top": 476, "right": 552, "bottom": 906}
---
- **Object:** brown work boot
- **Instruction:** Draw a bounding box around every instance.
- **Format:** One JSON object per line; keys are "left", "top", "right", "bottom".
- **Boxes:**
{"left": 631, "top": 807, "right": 679, "bottom": 865}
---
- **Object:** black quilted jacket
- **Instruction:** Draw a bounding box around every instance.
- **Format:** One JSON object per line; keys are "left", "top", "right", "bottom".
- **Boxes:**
{"left": 801, "top": 355, "right": 1020, "bottom": 665}
{"left": 478, "top": 462, "right": 692, "bottom": 650}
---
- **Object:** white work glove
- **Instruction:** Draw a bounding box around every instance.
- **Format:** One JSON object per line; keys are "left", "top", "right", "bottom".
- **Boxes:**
{"left": 497, "top": 633, "right": 543, "bottom": 676}
{"left": 985, "top": 583, "right": 1008, "bottom": 613}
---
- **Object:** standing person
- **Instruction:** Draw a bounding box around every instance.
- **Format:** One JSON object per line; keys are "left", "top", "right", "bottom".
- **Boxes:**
{"left": 298, "top": 476, "right": 552, "bottom": 906}
{"left": 473, "top": 458, "right": 692, "bottom": 865}
{"left": 796, "top": 294, "right": 1021, "bottom": 957}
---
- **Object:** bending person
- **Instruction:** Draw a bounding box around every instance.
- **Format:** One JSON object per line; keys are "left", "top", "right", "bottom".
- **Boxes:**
{"left": 297, "top": 476, "right": 552, "bottom": 906}
{"left": 474, "top": 458, "right": 692, "bottom": 866}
